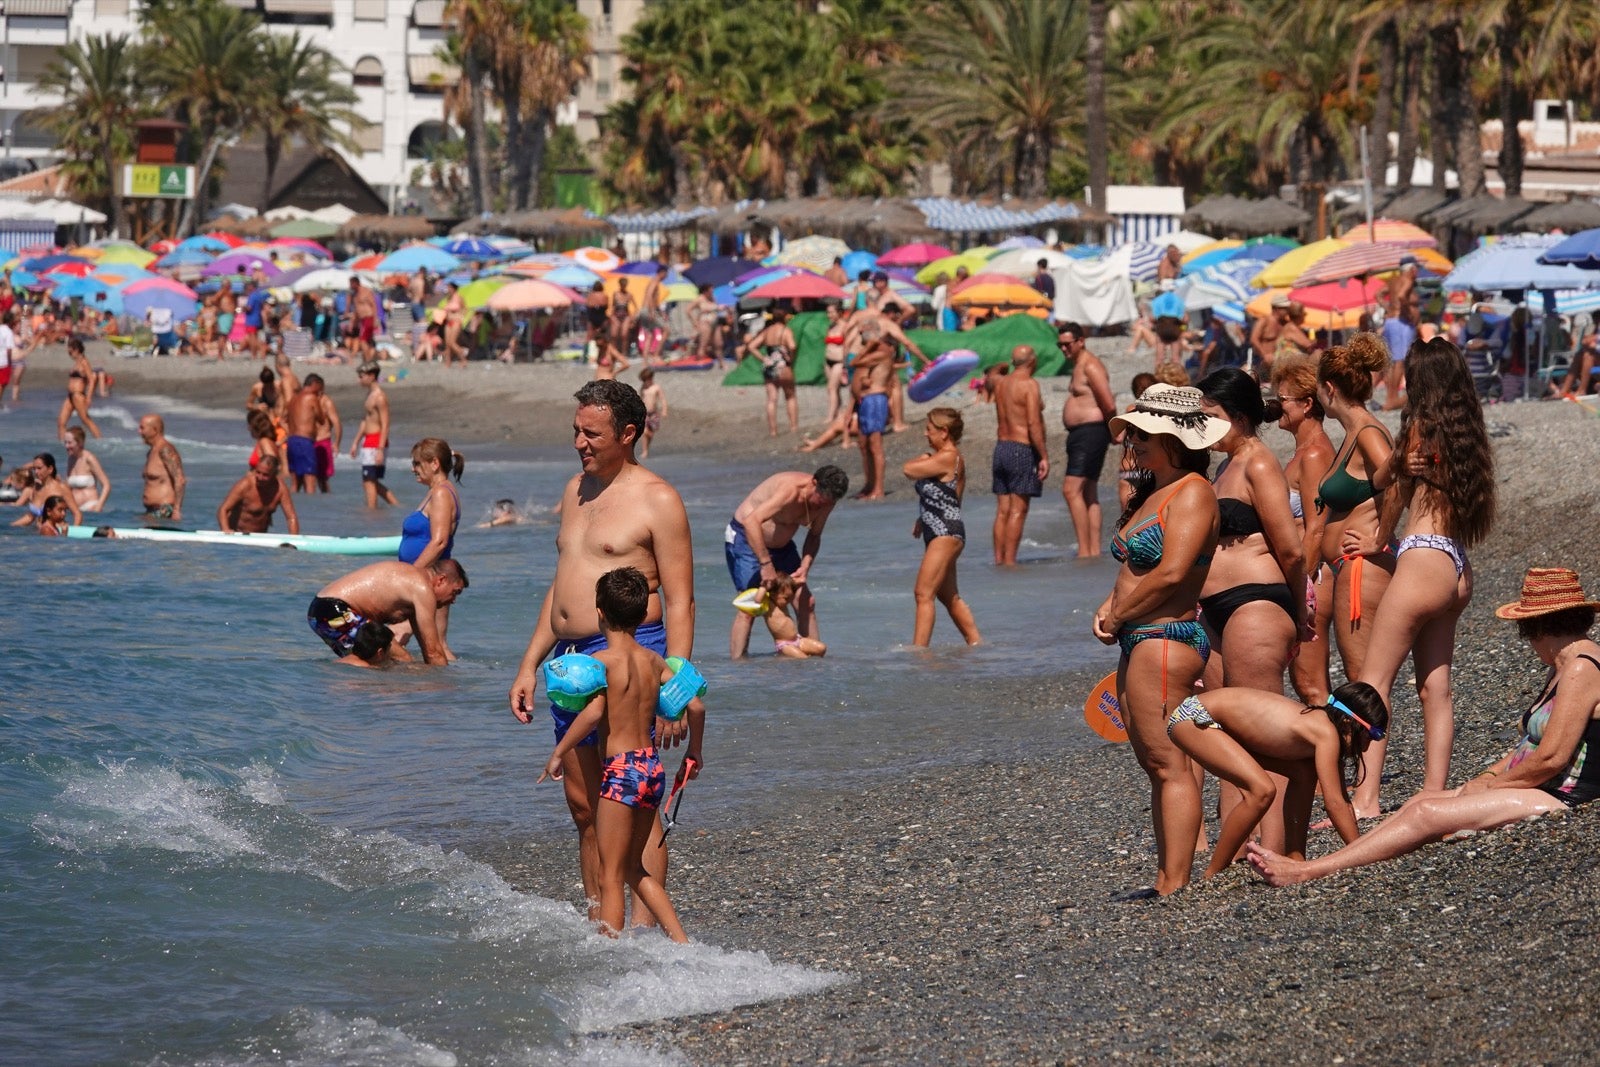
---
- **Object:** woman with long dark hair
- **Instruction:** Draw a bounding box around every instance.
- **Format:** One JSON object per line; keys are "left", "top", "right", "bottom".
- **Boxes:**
{"left": 1345, "top": 336, "right": 1496, "bottom": 813}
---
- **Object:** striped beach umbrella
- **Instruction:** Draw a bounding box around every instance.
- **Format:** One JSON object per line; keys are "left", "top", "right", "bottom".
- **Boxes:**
{"left": 773, "top": 235, "right": 851, "bottom": 273}
{"left": 1292, "top": 242, "right": 1414, "bottom": 287}
{"left": 1123, "top": 242, "right": 1167, "bottom": 282}
{"left": 1337, "top": 218, "right": 1437, "bottom": 248}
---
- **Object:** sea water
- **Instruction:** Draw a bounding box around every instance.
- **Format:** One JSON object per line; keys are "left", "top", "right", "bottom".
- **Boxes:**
{"left": 1, "top": 388, "right": 1116, "bottom": 1065}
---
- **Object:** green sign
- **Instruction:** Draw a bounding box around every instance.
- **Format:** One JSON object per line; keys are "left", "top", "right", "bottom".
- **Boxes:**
{"left": 122, "top": 164, "right": 195, "bottom": 199}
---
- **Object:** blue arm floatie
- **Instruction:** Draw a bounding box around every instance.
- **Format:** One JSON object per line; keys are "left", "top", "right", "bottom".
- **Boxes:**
{"left": 657, "top": 656, "right": 707, "bottom": 721}
{"left": 543, "top": 653, "right": 607, "bottom": 712}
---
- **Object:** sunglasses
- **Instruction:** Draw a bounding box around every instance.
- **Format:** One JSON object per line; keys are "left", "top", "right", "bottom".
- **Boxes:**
{"left": 1126, "top": 426, "right": 1152, "bottom": 441}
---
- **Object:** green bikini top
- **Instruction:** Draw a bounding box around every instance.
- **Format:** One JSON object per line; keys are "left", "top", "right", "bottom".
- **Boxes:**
{"left": 1315, "top": 423, "right": 1392, "bottom": 513}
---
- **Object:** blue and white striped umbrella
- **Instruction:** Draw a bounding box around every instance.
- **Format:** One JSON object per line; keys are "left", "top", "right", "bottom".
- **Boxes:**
{"left": 1553, "top": 289, "right": 1600, "bottom": 315}
{"left": 1124, "top": 242, "right": 1166, "bottom": 282}
{"left": 1181, "top": 263, "right": 1259, "bottom": 312}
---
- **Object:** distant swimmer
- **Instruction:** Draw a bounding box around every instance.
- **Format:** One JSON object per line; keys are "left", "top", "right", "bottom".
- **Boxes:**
{"left": 217, "top": 454, "right": 300, "bottom": 535}
{"left": 477, "top": 498, "right": 522, "bottom": 527}
{"left": 138, "top": 414, "right": 185, "bottom": 522}
{"left": 308, "top": 558, "right": 467, "bottom": 667}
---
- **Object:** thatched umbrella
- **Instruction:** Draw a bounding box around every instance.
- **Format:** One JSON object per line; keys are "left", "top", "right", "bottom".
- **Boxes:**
{"left": 1424, "top": 195, "right": 1538, "bottom": 235}
{"left": 1515, "top": 199, "right": 1600, "bottom": 234}
{"left": 336, "top": 214, "right": 437, "bottom": 244}
{"left": 1184, "top": 195, "right": 1308, "bottom": 236}
{"left": 1379, "top": 188, "right": 1458, "bottom": 223}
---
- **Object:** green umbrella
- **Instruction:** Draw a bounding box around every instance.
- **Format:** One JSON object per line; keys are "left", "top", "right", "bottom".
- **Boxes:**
{"left": 458, "top": 274, "right": 513, "bottom": 310}
{"left": 270, "top": 217, "right": 339, "bottom": 239}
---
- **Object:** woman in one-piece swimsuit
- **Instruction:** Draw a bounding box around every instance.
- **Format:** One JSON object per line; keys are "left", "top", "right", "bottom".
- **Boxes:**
{"left": 902, "top": 407, "right": 980, "bottom": 648}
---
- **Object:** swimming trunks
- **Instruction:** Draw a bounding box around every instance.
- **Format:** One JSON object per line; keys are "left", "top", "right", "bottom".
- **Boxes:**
{"left": 1397, "top": 532, "right": 1466, "bottom": 578}
{"left": 1517, "top": 653, "right": 1600, "bottom": 806}
{"left": 358, "top": 433, "right": 385, "bottom": 480}
{"left": 991, "top": 440, "right": 1042, "bottom": 497}
{"left": 1064, "top": 421, "right": 1113, "bottom": 479}
{"left": 915, "top": 470, "right": 966, "bottom": 544}
{"left": 646, "top": 412, "right": 662, "bottom": 432}
{"left": 314, "top": 439, "right": 334, "bottom": 481}
{"left": 1199, "top": 582, "right": 1296, "bottom": 637}
{"left": 600, "top": 746, "right": 665, "bottom": 810}
{"left": 285, "top": 434, "right": 317, "bottom": 477}
{"left": 725, "top": 518, "right": 802, "bottom": 591}
{"left": 1166, "top": 694, "right": 1221, "bottom": 737}
{"left": 1315, "top": 423, "right": 1392, "bottom": 513}
{"left": 549, "top": 620, "right": 668, "bottom": 746}
{"left": 306, "top": 595, "right": 366, "bottom": 657}
{"left": 144, "top": 503, "right": 175, "bottom": 520}
{"left": 857, "top": 392, "right": 890, "bottom": 436}
{"left": 1111, "top": 474, "right": 1213, "bottom": 569}
{"left": 398, "top": 485, "right": 458, "bottom": 564}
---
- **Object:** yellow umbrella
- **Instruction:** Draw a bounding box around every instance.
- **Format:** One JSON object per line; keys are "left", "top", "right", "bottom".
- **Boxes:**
{"left": 949, "top": 280, "right": 1053, "bottom": 309}
{"left": 915, "top": 248, "right": 995, "bottom": 286}
{"left": 663, "top": 281, "right": 698, "bottom": 303}
{"left": 1181, "top": 239, "right": 1240, "bottom": 265}
{"left": 1244, "top": 287, "right": 1367, "bottom": 331}
{"left": 1250, "top": 237, "right": 1349, "bottom": 289}
{"left": 96, "top": 244, "right": 158, "bottom": 268}
{"left": 66, "top": 245, "right": 105, "bottom": 261}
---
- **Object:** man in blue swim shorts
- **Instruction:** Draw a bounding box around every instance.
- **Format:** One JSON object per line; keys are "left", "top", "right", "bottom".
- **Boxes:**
{"left": 851, "top": 333, "right": 897, "bottom": 500}
{"left": 509, "top": 379, "right": 704, "bottom": 925}
{"left": 725, "top": 465, "right": 848, "bottom": 658}
{"left": 991, "top": 344, "right": 1049, "bottom": 565}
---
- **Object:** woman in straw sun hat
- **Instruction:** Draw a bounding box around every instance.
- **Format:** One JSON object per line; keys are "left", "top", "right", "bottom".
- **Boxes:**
{"left": 1094, "top": 383, "right": 1229, "bottom": 896}
{"left": 1249, "top": 566, "right": 1600, "bottom": 886}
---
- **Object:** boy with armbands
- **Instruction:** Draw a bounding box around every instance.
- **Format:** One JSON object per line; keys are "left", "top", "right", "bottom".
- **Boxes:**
{"left": 539, "top": 567, "right": 702, "bottom": 942}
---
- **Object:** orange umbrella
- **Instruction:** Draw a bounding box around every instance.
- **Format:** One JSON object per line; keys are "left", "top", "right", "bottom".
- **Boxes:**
{"left": 948, "top": 280, "right": 1053, "bottom": 309}
{"left": 1337, "top": 218, "right": 1437, "bottom": 248}
{"left": 486, "top": 279, "right": 573, "bottom": 311}
{"left": 1245, "top": 288, "right": 1368, "bottom": 331}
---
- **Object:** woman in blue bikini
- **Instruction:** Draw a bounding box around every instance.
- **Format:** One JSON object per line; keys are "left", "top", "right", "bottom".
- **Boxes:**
{"left": 1344, "top": 336, "right": 1495, "bottom": 815}
{"left": 400, "top": 437, "right": 465, "bottom": 658}
{"left": 1093, "top": 383, "right": 1228, "bottom": 896}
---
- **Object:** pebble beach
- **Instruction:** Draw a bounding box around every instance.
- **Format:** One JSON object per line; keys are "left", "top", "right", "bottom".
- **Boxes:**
{"left": 38, "top": 337, "right": 1600, "bottom": 1064}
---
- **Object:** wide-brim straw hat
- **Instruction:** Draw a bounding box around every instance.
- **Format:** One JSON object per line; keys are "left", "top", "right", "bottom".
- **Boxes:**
{"left": 1495, "top": 567, "right": 1600, "bottom": 619}
{"left": 1108, "top": 383, "right": 1230, "bottom": 451}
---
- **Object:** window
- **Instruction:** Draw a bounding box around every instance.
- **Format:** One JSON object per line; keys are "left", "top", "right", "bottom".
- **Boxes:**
{"left": 595, "top": 55, "right": 611, "bottom": 101}
{"left": 407, "top": 121, "right": 456, "bottom": 160}
{"left": 353, "top": 56, "right": 384, "bottom": 88}
{"left": 412, "top": 0, "right": 448, "bottom": 28}
{"left": 407, "top": 55, "right": 460, "bottom": 92}
{"left": 95, "top": 0, "right": 132, "bottom": 16}
{"left": 14, "top": 45, "right": 57, "bottom": 83}
{"left": 353, "top": 0, "right": 386, "bottom": 19}
{"left": 353, "top": 120, "right": 383, "bottom": 154}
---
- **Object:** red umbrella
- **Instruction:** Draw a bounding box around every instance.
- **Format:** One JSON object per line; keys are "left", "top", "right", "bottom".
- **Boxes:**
{"left": 745, "top": 274, "right": 848, "bottom": 301}
{"left": 878, "top": 242, "right": 956, "bottom": 268}
{"left": 205, "top": 231, "right": 246, "bottom": 248}
{"left": 149, "top": 238, "right": 179, "bottom": 255}
{"left": 1287, "top": 277, "right": 1386, "bottom": 312}
{"left": 43, "top": 261, "right": 95, "bottom": 277}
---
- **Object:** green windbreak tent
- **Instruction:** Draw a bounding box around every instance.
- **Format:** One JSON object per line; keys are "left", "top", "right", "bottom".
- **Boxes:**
{"left": 722, "top": 312, "right": 1065, "bottom": 387}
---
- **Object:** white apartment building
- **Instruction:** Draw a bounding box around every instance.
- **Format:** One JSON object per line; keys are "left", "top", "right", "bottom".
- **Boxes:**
{"left": 0, "top": 0, "right": 643, "bottom": 200}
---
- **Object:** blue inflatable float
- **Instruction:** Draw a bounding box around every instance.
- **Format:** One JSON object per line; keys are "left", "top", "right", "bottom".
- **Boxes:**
{"left": 908, "top": 349, "right": 981, "bottom": 403}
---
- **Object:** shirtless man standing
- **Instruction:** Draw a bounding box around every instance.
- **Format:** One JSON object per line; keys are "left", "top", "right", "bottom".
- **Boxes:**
{"left": 310, "top": 558, "right": 465, "bottom": 666}
{"left": 1057, "top": 322, "right": 1116, "bottom": 557}
{"left": 508, "top": 379, "right": 703, "bottom": 926}
{"left": 348, "top": 277, "right": 379, "bottom": 362}
{"left": 850, "top": 333, "right": 897, "bottom": 500}
{"left": 350, "top": 361, "right": 400, "bottom": 508}
{"left": 138, "top": 413, "right": 185, "bottom": 522}
{"left": 725, "top": 465, "right": 849, "bottom": 658}
{"left": 285, "top": 375, "right": 324, "bottom": 493}
{"left": 991, "top": 344, "right": 1048, "bottom": 566}
{"left": 841, "top": 301, "right": 927, "bottom": 436}
{"left": 217, "top": 454, "right": 299, "bottom": 534}
{"left": 311, "top": 373, "right": 342, "bottom": 493}
{"left": 1251, "top": 296, "right": 1290, "bottom": 367}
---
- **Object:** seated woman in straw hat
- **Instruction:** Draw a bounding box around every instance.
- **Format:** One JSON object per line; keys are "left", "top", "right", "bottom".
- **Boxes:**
{"left": 1249, "top": 566, "right": 1600, "bottom": 886}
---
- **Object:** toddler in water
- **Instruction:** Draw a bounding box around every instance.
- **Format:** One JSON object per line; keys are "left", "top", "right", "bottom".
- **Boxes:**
{"left": 760, "top": 575, "right": 827, "bottom": 658}
{"left": 539, "top": 567, "right": 689, "bottom": 943}
{"left": 1165, "top": 681, "right": 1388, "bottom": 880}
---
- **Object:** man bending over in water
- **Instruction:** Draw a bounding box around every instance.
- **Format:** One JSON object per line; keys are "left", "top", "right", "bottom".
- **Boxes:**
{"left": 726, "top": 465, "right": 848, "bottom": 658}
{"left": 309, "top": 558, "right": 466, "bottom": 666}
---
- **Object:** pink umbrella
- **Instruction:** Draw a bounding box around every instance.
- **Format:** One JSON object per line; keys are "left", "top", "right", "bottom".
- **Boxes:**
{"left": 124, "top": 276, "right": 199, "bottom": 300}
{"left": 745, "top": 274, "right": 848, "bottom": 301}
{"left": 486, "top": 279, "right": 574, "bottom": 311}
{"left": 1287, "top": 276, "right": 1386, "bottom": 312}
{"left": 1292, "top": 242, "right": 1412, "bottom": 288}
{"left": 270, "top": 237, "right": 334, "bottom": 260}
{"left": 202, "top": 252, "right": 282, "bottom": 278}
{"left": 878, "top": 242, "right": 956, "bottom": 268}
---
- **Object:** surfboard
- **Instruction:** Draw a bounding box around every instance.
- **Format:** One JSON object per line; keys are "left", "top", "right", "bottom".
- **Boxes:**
{"left": 1083, "top": 670, "right": 1128, "bottom": 742}
{"left": 65, "top": 525, "right": 403, "bottom": 556}
{"left": 907, "top": 349, "right": 981, "bottom": 403}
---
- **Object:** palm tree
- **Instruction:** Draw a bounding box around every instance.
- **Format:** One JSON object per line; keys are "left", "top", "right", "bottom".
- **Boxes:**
{"left": 33, "top": 33, "right": 150, "bottom": 238}
{"left": 1085, "top": 0, "right": 1108, "bottom": 211}
{"left": 254, "top": 33, "right": 365, "bottom": 214}
{"left": 883, "top": 0, "right": 1087, "bottom": 197}
{"left": 143, "top": 0, "right": 268, "bottom": 235}
{"left": 443, "top": 1, "right": 506, "bottom": 213}
{"left": 500, "top": 0, "right": 591, "bottom": 211}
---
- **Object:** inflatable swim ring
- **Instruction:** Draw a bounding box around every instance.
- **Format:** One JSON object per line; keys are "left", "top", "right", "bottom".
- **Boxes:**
{"left": 543, "top": 653, "right": 607, "bottom": 712}
{"left": 657, "top": 656, "right": 707, "bottom": 721}
{"left": 732, "top": 587, "right": 771, "bottom": 616}
{"left": 908, "top": 349, "right": 981, "bottom": 403}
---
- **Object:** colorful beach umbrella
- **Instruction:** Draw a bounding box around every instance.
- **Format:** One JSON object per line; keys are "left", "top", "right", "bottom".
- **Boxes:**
{"left": 156, "top": 248, "right": 216, "bottom": 268}
{"left": 376, "top": 244, "right": 461, "bottom": 273}
{"left": 1337, "top": 218, "right": 1437, "bottom": 248}
{"left": 457, "top": 275, "right": 513, "bottom": 309}
{"left": 745, "top": 274, "right": 848, "bottom": 301}
{"left": 96, "top": 244, "right": 158, "bottom": 268}
{"left": 915, "top": 249, "right": 995, "bottom": 286}
{"left": 1250, "top": 237, "right": 1349, "bottom": 289}
{"left": 984, "top": 248, "right": 1072, "bottom": 279}
{"left": 879, "top": 242, "right": 956, "bottom": 268}
{"left": 270, "top": 218, "right": 338, "bottom": 241}
{"left": 179, "top": 235, "right": 231, "bottom": 254}
{"left": 442, "top": 237, "right": 501, "bottom": 260}
{"left": 123, "top": 283, "right": 199, "bottom": 323}
{"left": 541, "top": 263, "right": 603, "bottom": 289}
{"left": 503, "top": 252, "right": 573, "bottom": 276}
{"left": 994, "top": 235, "right": 1047, "bottom": 251}
{"left": 613, "top": 259, "right": 666, "bottom": 276}
{"left": 565, "top": 246, "right": 622, "bottom": 272}
{"left": 1292, "top": 242, "right": 1417, "bottom": 287}
{"left": 839, "top": 250, "right": 878, "bottom": 278}
{"left": 269, "top": 236, "right": 334, "bottom": 260}
{"left": 683, "top": 255, "right": 757, "bottom": 288}
{"left": 291, "top": 267, "right": 355, "bottom": 293}
{"left": 948, "top": 279, "right": 1053, "bottom": 309}
{"left": 1443, "top": 233, "right": 1597, "bottom": 292}
{"left": 1539, "top": 228, "right": 1600, "bottom": 269}
{"left": 1244, "top": 288, "right": 1365, "bottom": 331}
{"left": 485, "top": 278, "right": 574, "bottom": 311}
{"left": 731, "top": 266, "right": 805, "bottom": 296}
{"left": 1289, "top": 276, "right": 1387, "bottom": 312}
{"left": 1180, "top": 239, "right": 1241, "bottom": 266}
{"left": 202, "top": 252, "right": 281, "bottom": 278}
{"left": 43, "top": 261, "right": 96, "bottom": 278}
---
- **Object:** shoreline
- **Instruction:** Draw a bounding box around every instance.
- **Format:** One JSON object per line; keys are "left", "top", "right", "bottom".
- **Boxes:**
{"left": 30, "top": 335, "right": 1600, "bottom": 1062}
